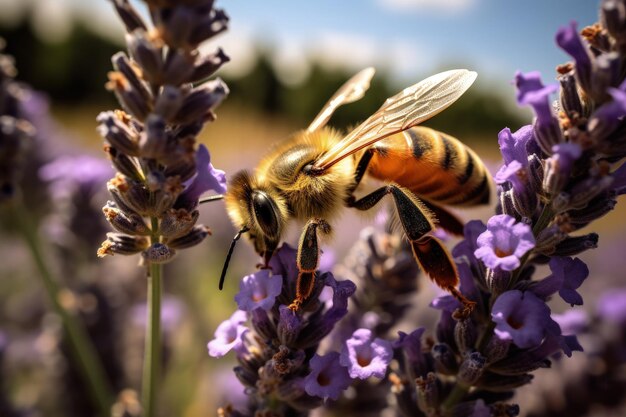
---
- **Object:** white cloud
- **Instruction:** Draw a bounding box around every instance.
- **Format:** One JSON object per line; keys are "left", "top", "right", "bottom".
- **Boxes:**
{"left": 305, "top": 31, "right": 434, "bottom": 84}
{"left": 200, "top": 23, "right": 258, "bottom": 79}
{"left": 377, "top": 0, "right": 476, "bottom": 13}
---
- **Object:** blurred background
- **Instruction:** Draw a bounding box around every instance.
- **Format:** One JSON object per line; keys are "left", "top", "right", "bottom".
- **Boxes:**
{"left": 2, "top": 0, "right": 625, "bottom": 416}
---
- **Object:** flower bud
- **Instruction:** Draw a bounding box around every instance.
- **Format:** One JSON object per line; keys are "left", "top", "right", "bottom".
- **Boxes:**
{"left": 139, "top": 114, "right": 168, "bottom": 159}
{"left": 558, "top": 71, "right": 584, "bottom": 118}
{"left": 188, "top": 9, "right": 229, "bottom": 46}
{"left": 104, "top": 146, "right": 143, "bottom": 181}
{"left": 106, "top": 71, "right": 150, "bottom": 121}
{"left": 458, "top": 351, "right": 486, "bottom": 385}
{"left": 126, "top": 30, "right": 163, "bottom": 84}
{"left": 154, "top": 85, "right": 184, "bottom": 121}
{"left": 142, "top": 242, "right": 176, "bottom": 264}
{"left": 111, "top": 0, "right": 147, "bottom": 32}
{"left": 552, "top": 232, "right": 599, "bottom": 256}
{"left": 416, "top": 372, "right": 439, "bottom": 413}
{"left": 173, "top": 79, "right": 229, "bottom": 124}
{"left": 97, "top": 111, "right": 140, "bottom": 156}
{"left": 102, "top": 202, "right": 150, "bottom": 235}
{"left": 431, "top": 343, "right": 458, "bottom": 375}
{"left": 166, "top": 225, "right": 210, "bottom": 249}
{"left": 484, "top": 336, "right": 510, "bottom": 364}
{"left": 112, "top": 52, "right": 151, "bottom": 103}
{"left": 159, "top": 208, "right": 199, "bottom": 238}
{"left": 97, "top": 233, "right": 149, "bottom": 257}
{"left": 190, "top": 48, "right": 230, "bottom": 83}
{"left": 454, "top": 318, "right": 477, "bottom": 354}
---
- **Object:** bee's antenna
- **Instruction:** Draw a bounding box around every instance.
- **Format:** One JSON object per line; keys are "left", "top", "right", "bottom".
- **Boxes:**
{"left": 199, "top": 194, "right": 224, "bottom": 204}
{"left": 219, "top": 226, "right": 249, "bottom": 290}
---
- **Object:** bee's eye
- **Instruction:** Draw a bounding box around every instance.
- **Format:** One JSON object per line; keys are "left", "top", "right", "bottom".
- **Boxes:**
{"left": 251, "top": 191, "right": 279, "bottom": 237}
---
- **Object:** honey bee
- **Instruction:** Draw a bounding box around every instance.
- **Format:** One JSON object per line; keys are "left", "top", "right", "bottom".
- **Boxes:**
{"left": 221, "top": 68, "right": 491, "bottom": 313}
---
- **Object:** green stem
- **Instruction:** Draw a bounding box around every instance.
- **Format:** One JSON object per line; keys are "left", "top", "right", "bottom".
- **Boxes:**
{"left": 11, "top": 203, "right": 113, "bottom": 416}
{"left": 142, "top": 218, "right": 163, "bottom": 417}
{"left": 441, "top": 382, "right": 470, "bottom": 412}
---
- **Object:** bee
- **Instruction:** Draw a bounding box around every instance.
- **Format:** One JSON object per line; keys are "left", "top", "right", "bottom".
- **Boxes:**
{"left": 221, "top": 68, "right": 491, "bottom": 314}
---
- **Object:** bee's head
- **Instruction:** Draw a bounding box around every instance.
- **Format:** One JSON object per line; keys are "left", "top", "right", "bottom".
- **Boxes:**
{"left": 224, "top": 170, "right": 288, "bottom": 261}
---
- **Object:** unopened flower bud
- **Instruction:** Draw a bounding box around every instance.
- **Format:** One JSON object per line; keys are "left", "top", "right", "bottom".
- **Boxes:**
{"left": 126, "top": 30, "right": 163, "bottom": 84}
{"left": 552, "top": 232, "right": 599, "bottom": 256}
{"left": 166, "top": 225, "right": 211, "bottom": 249}
{"left": 416, "top": 372, "right": 439, "bottom": 413}
{"left": 97, "top": 111, "right": 140, "bottom": 156}
{"left": 102, "top": 202, "right": 150, "bottom": 235}
{"left": 142, "top": 242, "right": 175, "bottom": 264}
{"left": 190, "top": 48, "right": 230, "bottom": 83}
{"left": 454, "top": 318, "right": 477, "bottom": 354}
{"left": 97, "top": 233, "right": 149, "bottom": 257}
{"left": 159, "top": 208, "right": 199, "bottom": 238}
{"left": 431, "top": 343, "right": 458, "bottom": 375}
{"left": 173, "top": 78, "right": 228, "bottom": 124}
{"left": 104, "top": 146, "right": 143, "bottom": 181}
{"left": 458, "top": 351, "right": 486, "bottom": 385}
{"left": 558, "top": 71, "right": 584, "bottom": 118}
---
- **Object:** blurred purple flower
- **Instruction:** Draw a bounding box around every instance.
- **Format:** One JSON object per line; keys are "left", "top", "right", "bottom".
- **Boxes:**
{"left": 531, "top": 257, "right": 589, "bottom": 305}
{"left": 40, "top": 154, "right": 112, "bottom": 199}
{"left": 207, "top": 310, "right": 248, "bottom": 358}
{"left": 304, "top": 352, "right": 351, "bottom": 401}
{"left": 472, "top": 399, "right": 491, "bottom": 417}
{"left": 552, "top": 309, "right": 589, "bottom": 335}
{"left": 131, "top": 296, "right": 185, "bottom": 333}
{"left": 234, "top": 269, "right": 282, "bottom": 312}
{"left": 319, "top": 248, "right": 336, "bottom": 272}
{"left": 596, "top": 288, "right": 626, "bottom": 324}
{"left": 177, "top": 144, "right": 226, "bottom": 208}
{"left": 492, "top": 290, "right": 554, "bottom": 349}
{"left": 339, "top": 328, "right": 392, "bottom": 379}
{"left": 474, "top": 214, "right": 535, "bottom": 271}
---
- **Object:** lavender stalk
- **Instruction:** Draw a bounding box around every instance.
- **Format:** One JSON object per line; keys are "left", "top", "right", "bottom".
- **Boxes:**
{"left": 98, "top": 1, "right": 229, "bottom": 415}
{"left": 1, "top": 43, "right": 114, "bottom": 416}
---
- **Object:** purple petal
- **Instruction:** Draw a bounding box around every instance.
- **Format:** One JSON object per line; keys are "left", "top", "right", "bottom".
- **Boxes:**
{"left": 304, "top": 352, "right": 352, "bottom": 401}
{"left": 514, "top": 72, "right": 558, "bottom": 126}
{"left": 178, "top": 144, "right": 226, "bottom": 207}
{"left": 339, "top": 328, "right": 392, "bottom": 379}
{"left": 556, "top": 21, "right": 592, "bottom": 86}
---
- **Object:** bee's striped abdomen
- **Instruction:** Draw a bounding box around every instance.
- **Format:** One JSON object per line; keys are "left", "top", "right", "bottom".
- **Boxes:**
{"left": 367, "top": 126, "right": 490, "bottom": 206}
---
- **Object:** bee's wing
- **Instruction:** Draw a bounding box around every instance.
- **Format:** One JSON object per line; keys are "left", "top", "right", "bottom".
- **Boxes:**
{"left": 306, "top": 67, "right": 376, "bottom": 133}
{"left": 312, "top": 69, "right": 477, "bottom": 171}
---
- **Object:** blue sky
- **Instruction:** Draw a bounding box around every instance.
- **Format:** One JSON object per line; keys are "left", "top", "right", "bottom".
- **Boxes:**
{"left": 217, "top": 0, "right": 598, "bottom": 89}
{"left": 0, "top": 0, "right": 599, "bottom": 91}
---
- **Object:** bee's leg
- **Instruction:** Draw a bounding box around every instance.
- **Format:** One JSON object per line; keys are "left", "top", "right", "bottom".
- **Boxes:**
{"left": 289, "top": 218, "right": 331, "bottom": 311}
{"left": 346, "top": 148, "right": 374, "bottom": 197}
{"left": 348, "top": 184, "right": 475, "bottom": 316}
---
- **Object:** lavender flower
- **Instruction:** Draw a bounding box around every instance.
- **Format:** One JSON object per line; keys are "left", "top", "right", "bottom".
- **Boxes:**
{"left": 97, "top": 0, "right": 229, "bottom": 261}
{"left": 211, "top": 244, "right": 356, "bottom": 415}
{"left": 531, "top": 257, "right": 589, "bottom": 306}
{"left": 388, "top": 2, "right": 624, "bottom": 415}
{"left": 492, "top": 290, "right": 555, "bottom": 349}
{"left": 0, "top": 43, "right": 35, "bottom": 204}
{"left": 234, "top": 270, "right": 283, "bottom": 312}
{"left": 208, "top": 311, "right": 248, "bottom": 358}
{"left": 304, "top": 352, "right": 352, "bottom": 401}
{"left": 339, "top": 328, "right": 393, "bottom": 380}
{"left": 474, "top": 214, "right": 535, "bottom": 271}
